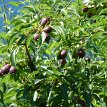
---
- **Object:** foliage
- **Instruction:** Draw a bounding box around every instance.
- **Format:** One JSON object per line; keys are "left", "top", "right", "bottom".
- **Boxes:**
{"left": 0, "top": 0, "right": 107, "bottom": 107}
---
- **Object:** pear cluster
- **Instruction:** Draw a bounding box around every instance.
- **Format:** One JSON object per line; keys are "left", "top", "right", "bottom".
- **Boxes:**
{"left": 34, "top": 17, "right": 52, "bottom": 43}
{"left": 58, "top": 50, "right": 67, "bottom": 65}
{"left": 0, "top": 64, "right": 16, "bottom": 76}
{"left": 34, "top": 17, "right": 89, "bottom": 67}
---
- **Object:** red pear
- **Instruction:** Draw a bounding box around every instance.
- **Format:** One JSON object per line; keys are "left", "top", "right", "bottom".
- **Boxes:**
{"left": 9, "top": 66, "right": 17, "bottom": 74}
{"left": 40, "top": 18, "right": 50, "bottom": 26}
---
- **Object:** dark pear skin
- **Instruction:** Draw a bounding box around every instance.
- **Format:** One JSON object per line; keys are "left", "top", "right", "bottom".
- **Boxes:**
{"left": 42, "top": 26, "right": 52, "bottom": 33}
{"left": 60, "top": 50, "right": 67, "bottom": 59}
{"left": 78, "top": 48, "right": 85, "bottom": 58}
{"left": 82, "top": 7, "right": 89, "bottom": 13}
{"left": 9, "top": 66, "right": 17, "bottom": 74}
{"left": 40, "top": 18, "right": 50, "bottom": 26}
{"left": 0, "top": 69, "right": 3, "bottom": 76}
{"left": 1, "top": 64, "right": 11, "bottom": 74}
{"left": 34, "top": 34, "right": 39, "bottom": 41}
{"left": 87, "top": 12, "right": 93, "bottom": 18}
{"left": 43, "top": 32, "right": 50, "bottom": 42}
{"left": 60, "top": 59, "right": 66, "bottom": 65}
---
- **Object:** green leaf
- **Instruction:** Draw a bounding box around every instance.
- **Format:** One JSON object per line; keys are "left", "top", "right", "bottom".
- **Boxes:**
{"left": 0, "top": 90, "right": 4, "bottom": 102}
{"left": 26, "top": 34, "right": 34, "bottom": 47}
{"left": 46, "top": 41, "right": 61, "bottom": 55}
{"left": 41, "top": 32, "right": 46, "bottom": 43}
{"left": 16, "top": 89, "right": 24, "bottom": 99}
{"left": 24, "top": 5, "right": 36, "bottom": 13}
{"left": 17, "top": 34, "right": 26, "bottom": 45}
{"left": 8, "top": 33, "right": 18, "bottom": 48}
{"left": 4, "top": 88, "right": 16, "bottom": 102}
{"left": 0, "top": 32, "right": 7, "bottom": 39}
{"left": 10, "top": 48, "right": 18, "bottom": 67}
{"left": 93, "top": 93, "right": 102, "bottom": 103}
{"left": 53, "top": 26, "right": 66, "bottom": 41}
{"left": 9, "top": 1, "right": 22, "bottom": 7}
{"left": 33, "top": 91, "right": 38, "bottom": 101}
{"left": 34, "top": 79, "right": 44, "bottom": 85}
{"left": 2, "top": 83, "right": 6, "bottom": 93}
{"left": 0, "top": 7, "right": 2, "bottom": 12}
{"left": 99, "top": 8, "right": 107, "bottom": 15}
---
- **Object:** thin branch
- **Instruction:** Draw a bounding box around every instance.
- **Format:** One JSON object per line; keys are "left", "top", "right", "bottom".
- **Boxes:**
{"left": 24, "top": 41, "right": 36, "bottom": 72}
